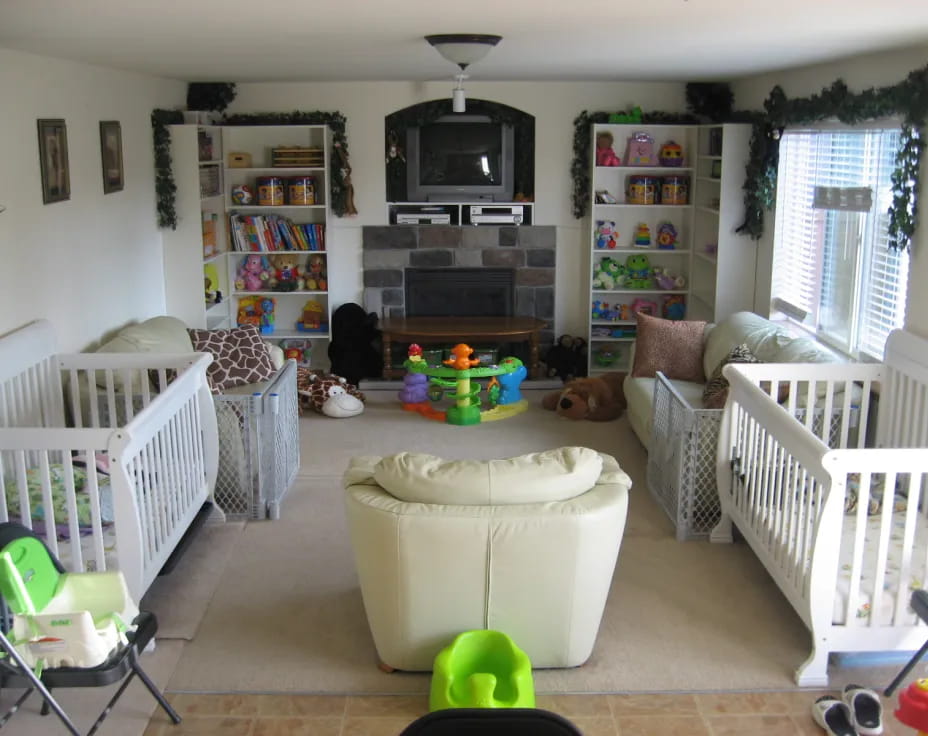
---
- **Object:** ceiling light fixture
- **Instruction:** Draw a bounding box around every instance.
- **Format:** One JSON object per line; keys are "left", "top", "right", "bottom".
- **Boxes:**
{"left": 425, "top": 34, "right": 502, "bottom": 113}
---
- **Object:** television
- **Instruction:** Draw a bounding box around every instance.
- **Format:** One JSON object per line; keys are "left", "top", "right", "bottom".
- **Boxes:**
{"left": 406, "top": 115, "right": 515, "bottom": 203}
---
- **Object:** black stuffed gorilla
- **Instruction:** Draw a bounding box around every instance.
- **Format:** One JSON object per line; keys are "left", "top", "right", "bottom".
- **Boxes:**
{"left": 327, "top": 303, "right": 383, "bottom": 386}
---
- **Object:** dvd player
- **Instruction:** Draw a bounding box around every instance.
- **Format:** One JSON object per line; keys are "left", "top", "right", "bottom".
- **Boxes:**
{"left": 396, "top": 213, "right": 452, "bottom": 225}
{"left": 469, "top": 205, "right": 524, "bottom": 225}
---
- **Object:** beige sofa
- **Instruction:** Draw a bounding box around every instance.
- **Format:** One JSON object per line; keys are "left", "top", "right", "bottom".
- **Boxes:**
{"left": 624, "top": 311, "right": 843, "bottom": 451}
{"left": 343, "top": 447, "right": 631, "bottom": 671}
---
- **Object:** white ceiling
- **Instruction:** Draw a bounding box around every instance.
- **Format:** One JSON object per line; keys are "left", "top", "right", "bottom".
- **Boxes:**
{"left": 2, "top": 0, "right": 927, "bottom": 84}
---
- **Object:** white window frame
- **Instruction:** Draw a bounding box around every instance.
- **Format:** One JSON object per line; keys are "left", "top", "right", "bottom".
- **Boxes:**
{"left": 770, "top": 120, "right": 909, "bottom": 362}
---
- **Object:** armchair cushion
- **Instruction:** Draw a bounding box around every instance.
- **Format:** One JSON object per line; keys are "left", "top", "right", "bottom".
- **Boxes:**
{"left": 370, "top": 446, "right": 603, "bottom": 505}
{"left": 188, "top": 324, "right": 277, "bottom": 392}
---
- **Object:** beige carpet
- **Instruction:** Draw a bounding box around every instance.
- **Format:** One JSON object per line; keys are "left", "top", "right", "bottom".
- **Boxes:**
{"left": 163, "top": 389, "right": 901, "bottom": 694}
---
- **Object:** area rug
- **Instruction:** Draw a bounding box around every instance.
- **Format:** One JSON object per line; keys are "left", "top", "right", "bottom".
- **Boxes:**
{"left": 162, "top": 390, "right": 903, "bottom": 694}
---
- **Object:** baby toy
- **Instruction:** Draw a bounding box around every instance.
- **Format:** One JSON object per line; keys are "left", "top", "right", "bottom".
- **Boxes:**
{"left": 541, "top": 372, "right": 627, "bottom": 421}
{"left": 296, "top": 369, "right": 365, "bottom": 418}
{"left": 592, "top": 257, "right": 617, "bottom": 290}
{"left": 268, "top": 253, "right": 304, "bottom": 292}
{"left": 595, "top": 189, "right": 618, "bottom": 204}
{"left": 305, "top": 254, "right": 328, "bottom": 291}
{"left": 625, "top": 253, "right": 653, "bottom": 288}
{"left": 399, "top": 344, "right": 431, "bottom": 404}
{"left": 496, "top": 357, "right": 527, "bottom": 404}
{"left": 593, "top": 344, "right": 619, "bottom": 367}
{"left": 595, "top": 220, "right": 618, "bottom": 249}
{"left": 280, "top": 338, "right": 312, "bottom": 364}
{"left": 631, "top": 297, "right": 659, "bottom": 316}
{"left": 595, "top": 131, "right": 621, "bottom": 167}
{"left": 652, "top": 267, "right": 686, "bottom": 290}
{"left": 543, "top": 334, "right": 587, "bottom": 382}
{"left": 662, "top": 294, "right": 686, "bottom": 320}
{"left": 235, "top": 254, "right": 270, "bottom": 292}
{"left": 633, "top": 222, "right": 651, "bottom": 247}
{"left": 658, "top": 140, "right": 684, "bottom": 167}
{"left": 624, "top": 131, "right": 655, "bottom": 165}
{"left": 297, "top": 299, "right": 326, "bottom": 332}
{"left": 259, "top": 297, "right": 276, "bottom": 333}
{"left": 231, "top": 184, "right": 254, "bottom": 205}
{"left": 656, "top": 222, "right": 678, "bottom": 249}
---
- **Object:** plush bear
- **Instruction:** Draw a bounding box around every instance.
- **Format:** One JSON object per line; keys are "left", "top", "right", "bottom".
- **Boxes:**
{"left": 268, "top": 253, "right": 304, "bottom": 292}
{"left": 542, "top": 371, "right": 627, "bottom": 421}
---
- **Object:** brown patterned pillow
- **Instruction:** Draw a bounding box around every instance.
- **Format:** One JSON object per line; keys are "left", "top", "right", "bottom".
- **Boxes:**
{"left": 187, "top": 325, "right": 276, "bottom": 392}
{"left": 702, "top": 343, "right": 761, "bottom": 409}
{"left": 631, "top": 313, "right": 707, "bottom": 382}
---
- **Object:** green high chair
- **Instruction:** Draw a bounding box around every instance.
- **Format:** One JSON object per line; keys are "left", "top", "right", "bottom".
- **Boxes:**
{"left": 429, "top": 630, "right": 535, "bottom": 712}
{"left": 0, "top": 521, "right": 180, "bottom": 735}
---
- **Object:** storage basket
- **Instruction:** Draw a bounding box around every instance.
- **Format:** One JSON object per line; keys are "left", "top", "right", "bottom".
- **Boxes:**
{"left": 212, "top": 360, "right": 300, "bottom": 520}
{"left": 272, "top": 146, "right": 325, "bottom": 167}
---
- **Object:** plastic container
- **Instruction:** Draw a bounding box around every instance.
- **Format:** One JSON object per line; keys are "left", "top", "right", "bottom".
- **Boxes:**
{"left": 626, "top": 175, "right": 659, "bottom": 205}
{"left": 287, "top": 176, "right": 316, "bottom": 205}
{"left": 256, "top": 176, "right": 285, "bottom": 206}
{"left": 661, "top": 175, "right": 690, "bottom": 205}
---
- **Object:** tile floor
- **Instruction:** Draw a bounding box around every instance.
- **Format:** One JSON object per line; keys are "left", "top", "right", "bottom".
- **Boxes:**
{"left": 143, "top": 690, "right": 917, "bottom": 735}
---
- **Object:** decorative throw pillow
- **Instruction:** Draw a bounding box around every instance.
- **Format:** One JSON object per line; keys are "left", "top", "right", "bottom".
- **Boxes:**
{"left": 702, "top": 343, "right": 761, "bottom": 409}
{"left": 631, "top": 313, "right": 707, "bottom": 382}
{"left": 188, "top": 325, "right": 276, "bottom": 392}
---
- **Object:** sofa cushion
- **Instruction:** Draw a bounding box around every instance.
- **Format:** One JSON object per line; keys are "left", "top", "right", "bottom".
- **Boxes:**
{"left": 96, "top": 316, "right": 193, "bottom": 355}
{"left": 632, "top": 313, "right": 707, "bottom": 382}
{"left": 371, "top": 446, "right": 604, "bottom": 505}
{"left": 703, "top": 343, "right": 762, "bottom": 409}
{"left": 702, "top": 311, "right": 793, "bottom": 379}
{"left": 188, "top": 324, "right": 277, "bottom": 392}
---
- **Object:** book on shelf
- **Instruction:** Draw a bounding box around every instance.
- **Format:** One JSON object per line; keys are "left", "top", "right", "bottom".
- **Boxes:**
{"left": 228, "top": 214, "right": 326, "bottom": 252}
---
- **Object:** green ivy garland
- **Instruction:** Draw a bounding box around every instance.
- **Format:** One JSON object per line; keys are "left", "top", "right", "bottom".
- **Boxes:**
{"left": 572, "top": 67, "right": 927, "bottom": 252}
{"left": 151, "top": 109, "right": 353, "bottom": 229}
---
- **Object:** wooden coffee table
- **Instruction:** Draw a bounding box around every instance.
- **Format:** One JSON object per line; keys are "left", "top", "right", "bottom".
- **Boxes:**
{"left": 380, "top": 316, "right": 546, "bottom": 380}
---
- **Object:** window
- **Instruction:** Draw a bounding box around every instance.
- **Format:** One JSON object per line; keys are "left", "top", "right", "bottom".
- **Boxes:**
{"left": 771, "top": 126, "right": 909, "bottom": 361}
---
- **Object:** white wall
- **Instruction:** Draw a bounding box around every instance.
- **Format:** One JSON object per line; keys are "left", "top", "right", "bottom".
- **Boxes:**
{"left": 0, "top": 49, "right": 185, "bottom": 352}
{"left": 731, "top": 43, "right": 928, "bottom": 340}
{"left": 228, "top": 81, "right": 688, "bottom": 339}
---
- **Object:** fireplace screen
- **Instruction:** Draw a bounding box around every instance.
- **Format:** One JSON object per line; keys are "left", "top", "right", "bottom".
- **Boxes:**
{"left": 405, "top": 268, "right": 515, "bottom": 318}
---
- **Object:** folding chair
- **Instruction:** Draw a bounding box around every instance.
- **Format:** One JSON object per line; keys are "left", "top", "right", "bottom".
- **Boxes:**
{"left": 0, "top": 521, "right": 181, "bottom": 734}
{"left": 885, "top": 589, "right": 928, "bottom": 696}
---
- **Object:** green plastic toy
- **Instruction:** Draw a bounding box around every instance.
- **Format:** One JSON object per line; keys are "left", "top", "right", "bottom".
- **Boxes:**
{"left": 429, "top": 630, "right": 535, "bottom": 711}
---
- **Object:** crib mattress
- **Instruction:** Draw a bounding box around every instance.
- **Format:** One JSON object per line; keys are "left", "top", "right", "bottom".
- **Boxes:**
{"left": 834, "top": 512, "right": 928, "bottom": 625}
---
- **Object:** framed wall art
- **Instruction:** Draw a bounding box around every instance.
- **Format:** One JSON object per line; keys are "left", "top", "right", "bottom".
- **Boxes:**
{"left": 99, "top": 120, "right": 124, "bottom": 193}
{"left": 37, "top": 118, "right": 70, "bottom": 204}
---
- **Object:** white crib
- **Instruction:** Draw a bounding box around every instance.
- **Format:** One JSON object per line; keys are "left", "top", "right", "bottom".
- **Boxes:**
{"left": 0, "top": 320, "right": 219, "bottom": 601}
{"left": 713, "top": 329, "right": 928, "bottom": 686}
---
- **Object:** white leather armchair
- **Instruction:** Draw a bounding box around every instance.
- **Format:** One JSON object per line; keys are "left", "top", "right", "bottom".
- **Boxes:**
{"left": 343, "top": 446, "right": 631, "bottom": 671}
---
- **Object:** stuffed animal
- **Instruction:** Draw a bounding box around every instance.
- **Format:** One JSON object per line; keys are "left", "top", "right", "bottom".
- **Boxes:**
{"left": 268, "top": 253, "right": 304, "bottom": 292}
{"left": 305, "top": 254, "right": 327, "bottom": 291}
{"left": 296, "top": 368, "right": 365, "bottom": 418}
{"left": 542, "top": 372, "right": 627, "bottom": 421}
{"left": 327, "top": 303, "right": 382, "bottom": 386}
{"left": 235, "top": 254, "right": 270, "bottom": 291}
{"left": 595, "top": 220, "right": 618, "bottom": 249}
{"left": 542, "top": 334, "right": 587, "bottom": 382}
{"left": 595, "top": 131, "right": 621, "bottom": 167}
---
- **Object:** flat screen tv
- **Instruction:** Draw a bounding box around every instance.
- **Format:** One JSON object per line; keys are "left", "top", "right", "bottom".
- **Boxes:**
{"left": 406, "top": 115, "right": 515, "bottom": 202}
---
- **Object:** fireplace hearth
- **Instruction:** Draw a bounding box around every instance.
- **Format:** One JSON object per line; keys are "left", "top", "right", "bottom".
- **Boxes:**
{"left": 405, "top": 268, "right": 514, "bottom": 318}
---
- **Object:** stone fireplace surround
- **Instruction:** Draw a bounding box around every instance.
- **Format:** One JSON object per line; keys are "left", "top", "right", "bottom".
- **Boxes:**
{"left": 362, "top": 225, "right": 556, "bottom": 350}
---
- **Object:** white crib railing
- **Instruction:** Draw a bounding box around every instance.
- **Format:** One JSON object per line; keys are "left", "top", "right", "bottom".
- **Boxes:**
{"left": 714, "top": 330, "right": 928, "bottom": 686}
{"left": 0, "top": 320, "right": 218, "bottom": 601}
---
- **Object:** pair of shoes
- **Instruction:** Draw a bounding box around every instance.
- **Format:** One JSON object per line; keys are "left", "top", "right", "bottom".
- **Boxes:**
{"left": 811, "top": 685, "right": 883, "bottom": 736}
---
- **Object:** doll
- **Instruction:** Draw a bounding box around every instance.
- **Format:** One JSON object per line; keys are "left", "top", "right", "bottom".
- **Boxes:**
{"left": 595, "top": 131, "right": 621, "bottom": 167}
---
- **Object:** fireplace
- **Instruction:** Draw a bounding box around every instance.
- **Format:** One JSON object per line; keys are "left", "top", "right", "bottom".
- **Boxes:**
{"left": 405, "top": 268, "right": 514, "bottom": 318}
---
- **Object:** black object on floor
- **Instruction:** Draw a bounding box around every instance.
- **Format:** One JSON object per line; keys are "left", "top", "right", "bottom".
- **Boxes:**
{"left": 399, "top": 708, "right": 584, "bottom": 735}
{"left": 885, "top": 588, "right": 928, "bottom": 696}
{"left": 328, "top": 303, "right": 382, "bottom": 386}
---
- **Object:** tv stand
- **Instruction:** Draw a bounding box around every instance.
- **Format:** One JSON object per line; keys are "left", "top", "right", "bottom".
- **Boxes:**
{"left": 388, "top": 202, "right": 532, "bottom": 226}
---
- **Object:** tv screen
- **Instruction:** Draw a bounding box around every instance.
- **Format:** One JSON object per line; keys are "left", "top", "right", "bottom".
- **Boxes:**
{"left": 406, "top": 115, "right": 514, "bottom": 202}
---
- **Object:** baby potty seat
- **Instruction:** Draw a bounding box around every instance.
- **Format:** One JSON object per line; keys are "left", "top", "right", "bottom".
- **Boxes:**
{"left": 429, "top": 630, "right": 535, "bottom": 711}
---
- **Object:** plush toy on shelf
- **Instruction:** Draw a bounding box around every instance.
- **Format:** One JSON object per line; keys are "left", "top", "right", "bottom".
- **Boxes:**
{"left": 656, "top": 222, "right": 678, "bottom": 249}
{"left": 305, "top": 254, "right": 328, "bottom": 291}
{"left": 625, "top": 253, "right": 654, "bottom": 288}
{"left": 235, "top": 254, "right": 270, "bottom": 291}
{"left": 595, "top": 220, "right": 618, "bottom": 249}
{"left": 595, "top": 131, "right": 621, "bottom": 167}
{"left": 268, "top": 253, "right": 305, "bottom": 292}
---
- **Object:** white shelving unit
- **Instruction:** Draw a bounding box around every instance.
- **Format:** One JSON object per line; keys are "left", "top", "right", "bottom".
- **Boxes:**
{"left": 222, "top": 125, "right": 332, "bottom": 368}
{"left": 163, "top": 124, "right": 230, "bottom": 330}
{"left": 585, "top": 123, "right": 755, "bottom": 375}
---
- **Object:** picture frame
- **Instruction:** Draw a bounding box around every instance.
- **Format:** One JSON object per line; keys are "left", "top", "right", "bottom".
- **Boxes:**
{"left": 37, "top": 118, "right": 70, "bottom": 204}
{"left": 99, "top": 120, "right": 124, "bottom": 194}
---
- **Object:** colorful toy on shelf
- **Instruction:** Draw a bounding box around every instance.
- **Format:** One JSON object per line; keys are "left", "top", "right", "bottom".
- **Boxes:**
{"left": 281, "top": 338, "right": 312, "bottom": 365}
{"left": 662, "top": 294, "right": 686, "bottom": 320}
{"left": 237, "top": 294, "right": 275, "bottom": 333}
{"left": 594, "top": 189, "right": 618, "bottom": 204}
{"left": 305, "top": 254, "right": 328, "bottom": 291}
{"left": 626, "top": 175, "right": 659, "bottom": 205}
{"left": 259, "top": 297, "right": 276, "bottom": 334}
{"left": 630, "top": 297, "right": 659, "bottom": 317}
{"left": 658, "top": 140, "right": 684, "bottom": 167}
{"left": 633, "top": 222, "right": 651, "bottom": 247}
{"left": 235, "top": 254, "right": 270, "bottom": 291}
{"left": 297, "top": 299, "right": 326, "bottom": 332}
{"left": 625, "top": 253, "right": 653, "bottom": 288}
{"left": 595, "top": 220, "right": 618, "bottom": 249}
{"left": 268, "top": 253, "right": 304, "bottom": 292}
{"left": 595, "top": 131, "right": 621, "bottom": 167}
{"left": 656, "top": 221, "right": 678, "bottom": 249}
{"left": 230, "top": 184, "right": 254, "bottom": 205}
{"left": 594, "top": 344, "right": 619, "bottom": 367}
{"left": 652, "top": 267, "right": 686, "bottom": 290}
{"left": 592, "top": 256, "right": 619, "bottom": 290}
{"left": 624, "top": 131, "right": 655, "bottom": 165}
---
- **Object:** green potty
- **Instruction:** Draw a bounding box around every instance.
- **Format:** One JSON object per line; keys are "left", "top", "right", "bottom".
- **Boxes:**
{"left": 429, "top": 630, "right": 535, "bottom": 712}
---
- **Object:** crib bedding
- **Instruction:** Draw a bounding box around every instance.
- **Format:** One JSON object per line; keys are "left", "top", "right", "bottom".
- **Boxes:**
{"left": 833, "top": 511, "right": 928, "bottom": 626}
